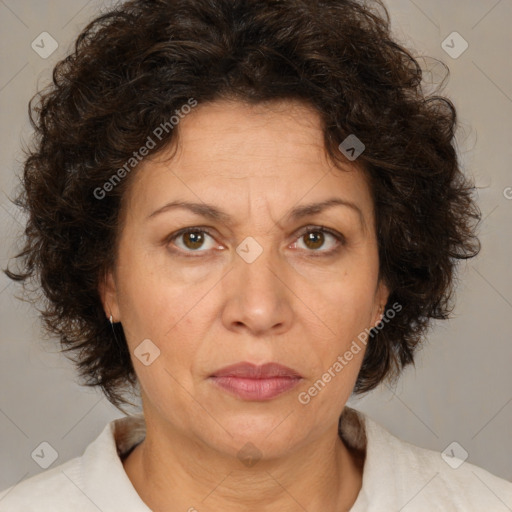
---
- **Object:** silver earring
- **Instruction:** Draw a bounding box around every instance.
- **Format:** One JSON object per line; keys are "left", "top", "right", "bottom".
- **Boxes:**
{"left": 109, "top": 315, "right": 113, "bottom": 324}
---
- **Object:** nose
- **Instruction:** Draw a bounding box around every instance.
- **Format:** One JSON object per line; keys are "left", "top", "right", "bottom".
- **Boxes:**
{"left": 221, "top": 242, "right": 294, "bottom": 337}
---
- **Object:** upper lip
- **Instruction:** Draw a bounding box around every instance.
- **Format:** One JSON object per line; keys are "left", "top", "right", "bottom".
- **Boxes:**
{"left": 210, "top": 362, "right": 302, "bottom": 379}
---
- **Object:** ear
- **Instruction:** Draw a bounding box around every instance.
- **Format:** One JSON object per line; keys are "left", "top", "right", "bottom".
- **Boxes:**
{"left": 372, "top": 280, "right": 390, "bottom": 327}
{"left": 98, "top": 268, "right": 121, "bottom": 322}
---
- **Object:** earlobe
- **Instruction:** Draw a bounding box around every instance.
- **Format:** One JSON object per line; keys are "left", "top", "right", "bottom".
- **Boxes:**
{"left": 374, "top": 307, "right": 384, "bottom": 327}
{"left": 98, "top": 268, "right": 121, "bottom": 322}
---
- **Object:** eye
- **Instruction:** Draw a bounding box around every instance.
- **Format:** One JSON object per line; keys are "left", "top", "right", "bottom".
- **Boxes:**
{"left": 290, "top": 226, "right": 345, "bottom": 255}
{"left": 167, "top": 227, "right": 220, "bottom": 255}
{"left": 165, "top": 225, "right": 345, "bottom": 258}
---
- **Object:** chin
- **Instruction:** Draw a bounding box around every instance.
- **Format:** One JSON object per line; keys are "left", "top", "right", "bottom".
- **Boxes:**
{"left": 195, "top": 408, "right": 307, "bottom": 459}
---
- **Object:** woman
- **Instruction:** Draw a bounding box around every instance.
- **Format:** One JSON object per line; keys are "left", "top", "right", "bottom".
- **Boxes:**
{"left": 1, "top": 0, "right": 511, "bottom": 510}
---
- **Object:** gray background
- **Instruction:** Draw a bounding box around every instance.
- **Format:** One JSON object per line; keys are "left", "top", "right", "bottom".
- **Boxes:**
{"left": 1, "top": 0, "right": 511, "bottom": 491}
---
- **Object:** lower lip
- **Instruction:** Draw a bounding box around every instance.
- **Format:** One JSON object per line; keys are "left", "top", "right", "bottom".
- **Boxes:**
{"left": 209, "top": 376, "right": 302, "bottom": 401}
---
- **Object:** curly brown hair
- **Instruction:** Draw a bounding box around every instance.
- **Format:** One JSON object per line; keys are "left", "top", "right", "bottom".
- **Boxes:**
{"left": 4, "top": 0, "right": 481, "bottom": 408}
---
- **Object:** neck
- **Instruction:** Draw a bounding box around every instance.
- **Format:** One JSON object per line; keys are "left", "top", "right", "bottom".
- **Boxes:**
{"left": 123, "top": 416, "right": 364, "bottom": 512}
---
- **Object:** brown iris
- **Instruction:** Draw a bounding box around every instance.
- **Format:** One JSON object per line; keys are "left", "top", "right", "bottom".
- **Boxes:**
{"left": 182, "top": 231, "right": 206, "bottom": 250}
{"left": 303, "top": 231, "right": 324, "bottom": 250}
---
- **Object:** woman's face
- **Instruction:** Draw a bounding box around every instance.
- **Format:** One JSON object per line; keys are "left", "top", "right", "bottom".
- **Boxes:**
{"left": 101, "top": 99, "right": 389, "bottom": 457}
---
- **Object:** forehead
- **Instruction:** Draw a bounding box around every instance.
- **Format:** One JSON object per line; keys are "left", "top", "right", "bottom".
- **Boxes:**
{"left": 122, "top": 99, "right": 374, "bottom": 231}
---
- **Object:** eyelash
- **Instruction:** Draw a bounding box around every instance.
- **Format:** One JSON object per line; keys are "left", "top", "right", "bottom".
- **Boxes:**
{"left": 165, "top": 225, "right": 345, "bottom": 258}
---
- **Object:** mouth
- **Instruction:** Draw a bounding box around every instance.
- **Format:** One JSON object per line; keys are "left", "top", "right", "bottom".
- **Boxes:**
{"left": 209, "top": 362, "right": 303, "bottom": 401}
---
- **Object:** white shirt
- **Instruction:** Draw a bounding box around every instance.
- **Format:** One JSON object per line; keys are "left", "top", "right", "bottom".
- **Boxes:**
{"left": 1, "top": 407, "right": 511, "bottom": 511}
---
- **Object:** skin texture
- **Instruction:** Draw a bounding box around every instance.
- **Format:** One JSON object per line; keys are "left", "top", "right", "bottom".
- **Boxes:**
{"left": 100, "top": 99, "right": 389, "bottom": 512}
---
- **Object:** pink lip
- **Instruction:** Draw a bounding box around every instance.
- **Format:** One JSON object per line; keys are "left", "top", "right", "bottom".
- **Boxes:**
{"left": 209, "top": 362, "right": 303, "bottom": 401}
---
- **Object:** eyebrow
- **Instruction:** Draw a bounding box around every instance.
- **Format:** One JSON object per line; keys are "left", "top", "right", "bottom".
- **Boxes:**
{"left": 147, "top": 197, "right": 366, "bottom": 232}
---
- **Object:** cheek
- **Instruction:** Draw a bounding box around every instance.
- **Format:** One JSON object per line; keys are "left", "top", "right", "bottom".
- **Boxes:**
{"left": 114, "top": 241, "right": 183, "bottom": 334}
{"left": 302, "top": 271, "right": 377, "bottom": 339}
{"left": 296, "top": 273, "right": 376, "bottom": 389}
{"left": 115, "top": 250, "right": 211, "bottom": 380}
